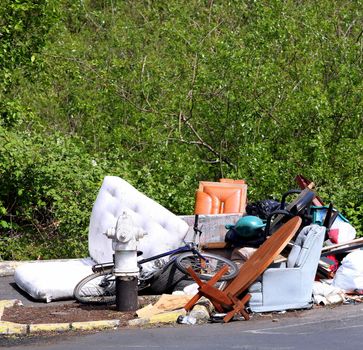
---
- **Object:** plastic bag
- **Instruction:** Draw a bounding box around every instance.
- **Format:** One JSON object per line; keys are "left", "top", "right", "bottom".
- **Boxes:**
{"left": 246, "top": 199, "right": 281, "bottom": 220}
{"left": 332, "top": 250, "right": 363, "bottom": 292}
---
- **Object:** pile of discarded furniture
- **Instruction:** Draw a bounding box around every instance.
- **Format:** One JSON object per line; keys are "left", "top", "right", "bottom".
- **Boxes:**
{"left": 13, "top": 175, "right": 363, "bottom": 323}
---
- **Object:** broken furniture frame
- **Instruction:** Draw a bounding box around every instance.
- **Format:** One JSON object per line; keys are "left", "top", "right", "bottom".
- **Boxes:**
{"left": 184, "top": 217, "right": 302, "bottom": 322}
{"left": 266, "top": 188, "right": 315, "bottom": 235}
{"left": 320, "top": 237, "right": 363, "bottom": 257}
{"left": 295, "top": 174, "right": 324, "bottom": 206}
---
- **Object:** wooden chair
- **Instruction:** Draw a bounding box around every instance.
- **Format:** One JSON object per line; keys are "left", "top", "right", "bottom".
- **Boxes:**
{"left": 184, "top": 216, "right": 302, "bottom": 322}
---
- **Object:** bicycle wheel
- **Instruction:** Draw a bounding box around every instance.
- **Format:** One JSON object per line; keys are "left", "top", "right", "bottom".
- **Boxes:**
{"left": 175, "top": 252, "right": 239, "bottom": 281}
{"left": 147, "top": 261, "right": 188, "bottom": 294}
{"left": 74, "top": 270, "right": 116, "bottom": 305}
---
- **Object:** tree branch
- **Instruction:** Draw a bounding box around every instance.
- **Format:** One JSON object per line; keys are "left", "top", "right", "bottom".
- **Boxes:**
{"left": 179, "top": 112, "right": 236, "bottom": 169}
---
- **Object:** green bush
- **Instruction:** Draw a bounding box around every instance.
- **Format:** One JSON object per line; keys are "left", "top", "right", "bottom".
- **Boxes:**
{"left": 0, "top": 126, "right": 107, "bottom": 259}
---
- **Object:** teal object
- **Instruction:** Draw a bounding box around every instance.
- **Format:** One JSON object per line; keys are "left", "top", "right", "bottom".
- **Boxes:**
{"left": 225, "top": 215, "right": 266, "bottom": 238}
{"left": 311, "top": 206, "right": 349, "bottom": 226}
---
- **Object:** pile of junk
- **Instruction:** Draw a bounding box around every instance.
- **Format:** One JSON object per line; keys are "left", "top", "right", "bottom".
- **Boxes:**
{"left": 14, "top": 174, "right": 363, "bottom": 323}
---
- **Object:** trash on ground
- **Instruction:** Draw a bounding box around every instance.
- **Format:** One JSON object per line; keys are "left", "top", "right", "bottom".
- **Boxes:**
{"left": 8, "top": 174, "right": 363, "bottom": 327}
{"left": 312, "top": 281, "right": 345, "bottom": 305}
{"left": 332, "top": 250, "right": 363, "bottom": 292}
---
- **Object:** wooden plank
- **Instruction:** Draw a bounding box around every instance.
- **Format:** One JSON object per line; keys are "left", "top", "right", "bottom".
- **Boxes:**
{"left": 200, "top": 242, "right": 229, "bottom": 249}
{"left": 321, "top": 237, "right": 363, "bottom": 252}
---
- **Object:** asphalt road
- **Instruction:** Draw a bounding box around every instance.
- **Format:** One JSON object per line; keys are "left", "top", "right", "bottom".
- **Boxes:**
{"left": 1, "top": 275, "right": 363, "bottom": 350}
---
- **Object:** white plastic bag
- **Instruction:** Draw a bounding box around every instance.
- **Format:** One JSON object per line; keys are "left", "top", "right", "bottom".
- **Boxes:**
{"left": 332, "top": 250, "right": 363, "bottom": 291}
{"left": 329, "top": 221, "right": 356, "bottom": 244}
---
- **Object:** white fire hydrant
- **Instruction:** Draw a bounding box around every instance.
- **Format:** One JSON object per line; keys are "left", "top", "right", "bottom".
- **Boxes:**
{"left": 105, "top": 211, "right": 147, "bottom": 311}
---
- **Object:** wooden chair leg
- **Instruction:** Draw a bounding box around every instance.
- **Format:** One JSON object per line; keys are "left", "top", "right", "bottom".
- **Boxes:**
{"left": 184, "top": 267, "right": 204, "bottom": 311}
{"left": 184, "top": 292, "right": 203, "bottom": 311}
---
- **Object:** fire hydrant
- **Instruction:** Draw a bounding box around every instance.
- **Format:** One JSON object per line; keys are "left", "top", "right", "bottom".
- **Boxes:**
{"left": 105, "top": 211, "right": 147, "bottom": 311}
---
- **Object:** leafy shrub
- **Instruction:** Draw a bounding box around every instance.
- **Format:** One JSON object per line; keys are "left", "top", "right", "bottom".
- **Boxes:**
{"left": 0, "top": 126, "right": 107, "bottom": 259}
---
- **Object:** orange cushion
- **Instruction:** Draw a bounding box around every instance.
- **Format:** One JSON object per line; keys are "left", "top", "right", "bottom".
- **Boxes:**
{"left": 195, "top": 181, "right": 247, "bottom": 215}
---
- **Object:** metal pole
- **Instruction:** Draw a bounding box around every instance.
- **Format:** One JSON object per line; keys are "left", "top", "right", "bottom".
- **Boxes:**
{"left": 116, "top": 276, "right": 138, "bottom": 311}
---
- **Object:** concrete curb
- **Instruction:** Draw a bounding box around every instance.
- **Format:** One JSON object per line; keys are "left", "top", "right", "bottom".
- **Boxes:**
{"left": 0, "top": 320, "right": 121, "bottom": 335}
{"left": 0, "top": 299, "right": 120, "bottom": 335}
{"left": 0, "top": 299, "right": 211, "bottom": 334}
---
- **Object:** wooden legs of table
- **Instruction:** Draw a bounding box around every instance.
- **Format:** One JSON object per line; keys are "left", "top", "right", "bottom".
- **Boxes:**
{"left": 183, "top": 265, "right": 251, "bottom": 322}
{"left": 223, "top": 293, "right": 251, "bottom": 322}
{"left": 184, "top": 265, "right": 228, "bottom": 312}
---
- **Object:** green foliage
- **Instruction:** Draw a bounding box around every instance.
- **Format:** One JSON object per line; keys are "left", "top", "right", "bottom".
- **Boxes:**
{"left": 0, "top": 126, "right": 107, "bottom": 259}
{"left": 0, "top": 0, "right": 58, "bottom": 127}
{"left": 1, "top": 0, "right": 362, "bottom": 259}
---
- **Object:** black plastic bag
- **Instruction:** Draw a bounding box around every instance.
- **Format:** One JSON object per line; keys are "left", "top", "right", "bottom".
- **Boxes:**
{"left": 246, "top": 199, "right": 281, "bottom": 220}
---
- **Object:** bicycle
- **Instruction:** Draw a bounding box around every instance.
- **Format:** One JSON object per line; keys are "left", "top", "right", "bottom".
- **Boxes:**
{"left": 74, "top": 216, "right": 239, "bottom": 305}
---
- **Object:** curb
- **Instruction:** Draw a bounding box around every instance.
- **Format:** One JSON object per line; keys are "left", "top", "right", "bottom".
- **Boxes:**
{"left": 0, "top": 300, "right": 211, "bottom": 334}
{"left": 0, "top": 299, "right": 120, "bottom": 335}
{"left": 0, "top": 320, "right": 121, "bottom": 335}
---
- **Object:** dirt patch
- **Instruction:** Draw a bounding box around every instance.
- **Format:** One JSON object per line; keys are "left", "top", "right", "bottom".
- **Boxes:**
{"left": 1, "top": 296, "right": 160, "bottom": 325}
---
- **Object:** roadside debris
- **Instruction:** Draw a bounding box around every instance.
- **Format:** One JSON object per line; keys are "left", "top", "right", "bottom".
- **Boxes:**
{"left": 6, "top": 174, "right": 362, "bottom": 328}
{"left": 129, "top": 293, "right": 212, "bottom": 326}
{"left": 312, "top": 281, "right": 345, "bottom": 305}
{"left": 333, "top": 250, "right": 363, "bottom": 292}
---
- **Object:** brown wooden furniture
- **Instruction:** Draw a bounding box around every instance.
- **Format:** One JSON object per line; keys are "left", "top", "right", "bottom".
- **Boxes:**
{"left": 184, "top": 216, "right": 302, "bottom": 322}
{"left": 295, "top": 174, "right": 324, "bottom": 206}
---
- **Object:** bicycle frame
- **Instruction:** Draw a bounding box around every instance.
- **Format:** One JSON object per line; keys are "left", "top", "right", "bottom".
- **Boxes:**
{"left": 92, "top": 214, "right": 206, "bottom": 274}
{"left": 92, "top": 242, "right": 207, "bottom": 273}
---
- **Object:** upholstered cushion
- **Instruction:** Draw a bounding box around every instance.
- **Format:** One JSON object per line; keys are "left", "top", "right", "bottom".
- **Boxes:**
{"left": 249, "top": 291, "right": 263, "bottom": 306}
{"left": 287, "top": 225, "right": 319, "bottom": 268}
{"left": 287, "top": 244, "right": 301, "bottom": 268}
{"left": 194, "top": 182, "right": 247, "bottom": 214}
{"left": 249, "top": 281, "right": 262, "bottom": 293}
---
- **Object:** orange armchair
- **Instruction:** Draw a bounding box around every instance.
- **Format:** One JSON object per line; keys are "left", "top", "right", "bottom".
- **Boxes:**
{"left": 194, "top": 180, "right": 247, "bottom": 215}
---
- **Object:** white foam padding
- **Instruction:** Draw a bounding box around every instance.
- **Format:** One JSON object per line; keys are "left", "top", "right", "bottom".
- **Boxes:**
{"left": 14, "top": 258, "right": 94, "bottom": 302}
{"left": 88, "top": 176, "right": 189, "bottom": 264}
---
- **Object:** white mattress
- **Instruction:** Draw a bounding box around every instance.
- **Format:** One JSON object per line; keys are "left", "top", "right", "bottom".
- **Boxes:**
{"left": 14, "top": 258, "right": 94, "bottom": 302}
{"left": 88, "top": 176, "right": 189, "bottom": 264}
